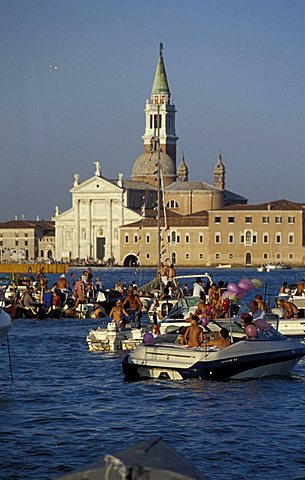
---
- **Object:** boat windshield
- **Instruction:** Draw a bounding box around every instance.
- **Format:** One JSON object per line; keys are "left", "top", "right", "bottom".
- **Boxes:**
{"left": 256, "top": 327, "right": 287, "bottom": 341}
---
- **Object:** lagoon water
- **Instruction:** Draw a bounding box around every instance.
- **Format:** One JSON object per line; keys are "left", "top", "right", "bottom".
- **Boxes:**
{"left": 0, "top": 268, "right": 305, "bottom": 480}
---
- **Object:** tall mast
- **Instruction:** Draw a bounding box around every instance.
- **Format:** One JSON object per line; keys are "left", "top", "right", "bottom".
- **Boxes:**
{"left": 157, "top": 104, "right": 161, "bottom": 283}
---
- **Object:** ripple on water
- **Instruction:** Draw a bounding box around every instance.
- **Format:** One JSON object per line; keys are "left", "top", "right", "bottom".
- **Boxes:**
{"left": 1, "top": 268, "right": 305, "bottom": 479}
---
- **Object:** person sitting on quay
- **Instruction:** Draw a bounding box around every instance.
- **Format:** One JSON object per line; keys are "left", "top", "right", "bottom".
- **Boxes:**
{"left": 277, "top": 299, "right": 300, "bottom": 319}
{"left": 183, "top": 315, "right": 204, "bottom": 348}
{"left": 207, "top": 327, "right": 231, "bottom": 349}
{"left": 109, "top": 300, "right": 129, "bottom": 329}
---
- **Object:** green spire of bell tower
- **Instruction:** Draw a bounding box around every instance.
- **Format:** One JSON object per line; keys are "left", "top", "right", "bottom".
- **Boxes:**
{"left": 151, "top": 43, "right": 170, "bottom": 96}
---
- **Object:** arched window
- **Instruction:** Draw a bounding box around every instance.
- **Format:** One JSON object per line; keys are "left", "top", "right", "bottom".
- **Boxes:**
{"left": 245, "top": 252, "right": 252, "bottom": 266}
{"left": 166, "top": 200, "right": 179, "bottom": 209}
{"left": 245, "top": 231, "right": 251, "bottom": 242}
{"left": 171, "top": 252, "right": 176, "bottom": 265}
{"left": 171, "top": 231, "right": 176, "bottom": 243}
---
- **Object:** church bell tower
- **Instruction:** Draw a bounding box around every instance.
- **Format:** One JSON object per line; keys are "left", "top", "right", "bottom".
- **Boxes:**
{"left": 214, "top": 153, "right": 226, "bottom": 190}
{"left": 143, "top": 44, "right": 178, "bottom": 163}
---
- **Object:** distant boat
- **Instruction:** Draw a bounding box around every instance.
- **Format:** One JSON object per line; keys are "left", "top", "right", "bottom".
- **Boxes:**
{"left": 216, "top": 264, "right": 232, "bottom": 269}
{"left": 257, "top": 263, "right": 292, "bottom": 272}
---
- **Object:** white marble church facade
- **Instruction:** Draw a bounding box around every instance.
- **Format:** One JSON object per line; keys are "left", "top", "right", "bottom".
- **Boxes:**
{"left": 54, "top": 164, "right": 153, "bottom": 262}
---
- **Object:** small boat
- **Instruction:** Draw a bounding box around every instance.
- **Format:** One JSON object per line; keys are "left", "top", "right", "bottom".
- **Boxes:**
{"left": 257, "top": 263, "right": 291, "bottom": 272}
{"left": 86, "top": 322, "right": 146, "bottom": 351}
{"left": 216, "top": 264, "right": 232, "bottom": 269}
{"left": 122, "top": 327, "right": 305, "bottom": 381}
{"left": 57, "top": 436, "right": 206, "bottom": 480}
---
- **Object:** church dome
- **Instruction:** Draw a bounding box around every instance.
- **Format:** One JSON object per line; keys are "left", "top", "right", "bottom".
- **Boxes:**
{"left": 131, "top": 151, "right": 176, "bottom": 186}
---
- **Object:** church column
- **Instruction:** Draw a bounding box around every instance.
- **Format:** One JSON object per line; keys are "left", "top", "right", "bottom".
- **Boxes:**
{"left": 106, "top": 199, "right": 113, "bottom": 260}
{"left": 74, "top": 199, "right": 80, "bottom": 258}
{"left": 87, "top": 200, "right": 92, "bottom": 258}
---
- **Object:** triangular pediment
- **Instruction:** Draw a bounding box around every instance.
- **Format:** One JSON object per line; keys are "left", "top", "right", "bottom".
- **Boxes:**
{"left": 70, "top": 176, "right": 121, "bottom": 194}
{"left": 53, "top": 207, "right": 75, "bottom": 222}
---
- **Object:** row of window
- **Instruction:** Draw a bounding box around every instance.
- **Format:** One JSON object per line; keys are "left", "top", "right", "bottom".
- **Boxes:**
{"left": 0, "top": 232, "right": 29, "bottom": 237}
{"left": 125, "top": 231, "right": 295, "bottom": 245}
{"left": 141, "top": 251, "right": 295, "bottom": 261}
{"left": 0, "top": 240, "right": 29, "bottom": 247}
{"left": 214, "top": 232, "right": 295, "bottom": 244}
{"left": 214, "top": 215, "right": 296, "bottom": 224}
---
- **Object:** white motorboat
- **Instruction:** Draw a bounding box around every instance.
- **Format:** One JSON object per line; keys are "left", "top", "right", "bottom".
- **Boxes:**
{"left": 0, "top": 309, "right": 12, "bottom": 347}
{"left": 86, "top": 322, "right": 146, "bottom": 352}
{"left": 122, "top": 328, "right": 305, "bottom": 381}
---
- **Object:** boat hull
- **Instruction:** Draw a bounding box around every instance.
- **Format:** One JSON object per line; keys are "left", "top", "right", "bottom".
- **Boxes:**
{"left": 122, "top": 338, "right": 305, "bottom": 381}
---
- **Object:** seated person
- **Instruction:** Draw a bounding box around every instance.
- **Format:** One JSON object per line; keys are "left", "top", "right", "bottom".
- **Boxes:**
{"left": 241, "top": 313, "right": 258, "bottom": 339}
{"left": 207, "top": 327, "right": 230, "bottom": 349}
{"left": 183, "top": 315, "right": 204, "bottom": 348}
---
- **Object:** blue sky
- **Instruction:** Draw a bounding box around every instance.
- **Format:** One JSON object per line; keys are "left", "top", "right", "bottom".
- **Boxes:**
{"left": 0, "top": 0, "right": 304, "bottom": 221}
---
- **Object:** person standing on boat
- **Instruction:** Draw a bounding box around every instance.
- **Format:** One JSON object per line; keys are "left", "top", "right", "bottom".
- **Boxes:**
{"left": 183, "top": 315, "right": 204, "bottom": 348}
{"left": 109, "top": 300, "right": 129, "bottom": 329}
{"left": 74, "top": 276, "right": 86, "bottom": 309}
{"left": 56, "top": 274, "right": 70, "bottom": 290}
{"left": 193, "top": 278, "right": 204, "bottom": 297}
{"left": 159, "top": 262, "right": 168, "bottom": 287}
{"left": 122, "top": 290, "right": 143, "bottom": 327}
{"left": 167, "top": 264, "right": 176, "bottom": 283}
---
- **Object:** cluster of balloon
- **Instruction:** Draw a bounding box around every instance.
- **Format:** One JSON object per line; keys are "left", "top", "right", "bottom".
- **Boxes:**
{"left": 222, "top": 278, "right": 265, "bottom": 301}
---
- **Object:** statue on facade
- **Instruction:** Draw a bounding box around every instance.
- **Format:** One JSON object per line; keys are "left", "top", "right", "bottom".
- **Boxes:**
{"left": 55, "top": 206, "right": 60, "bottom": 216}
{"left": 73, "top": 173, "right": 79, "bottom": 187}
{"left": 94, "top": 160, "right": 102, "bottom": 177}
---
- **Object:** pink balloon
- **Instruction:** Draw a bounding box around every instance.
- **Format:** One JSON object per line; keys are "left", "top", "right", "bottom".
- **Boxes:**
{"left": 227, "top": 282, "right": 240, "bottom": 294}
{"left": 238, "top": 279, "right": 254, "bottom": 291}
{"left": 245, "top": 325, "right": 257, "bottom": 337}
{"left": 255, "top": 319, "right": 271, "bottom": 331}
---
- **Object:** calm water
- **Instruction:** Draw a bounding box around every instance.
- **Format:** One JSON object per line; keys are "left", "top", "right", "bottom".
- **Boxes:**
{"left": 0, "top": 268, "right": 305, "bottom": 480}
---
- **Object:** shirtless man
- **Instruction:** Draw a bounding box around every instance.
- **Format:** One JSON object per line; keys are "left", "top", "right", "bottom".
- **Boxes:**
{"left": 56, "top": 274, "right": 70, "bottom": 290}
{"left": 159, "top": 262, "right": 168, "bottom": 286}
{"left": 167, "top": 264, "right": 176, "bottom": 283}
{"left": 295, "top": 279, "right": 305, "bottom": 295}
{"left": 183, "top": 315, "right": 204, "bottom": 348}
{"left": 208, "top": 328, "right": 230, "bottom": 349}
{"left": 122, "top": 290, "right": 143, "bottom": 326}
{"left": 109, "top": 300, "right": 129, "bottom": 328}
{"left": 277, "top": 299, "right": 299, "bottom": 318}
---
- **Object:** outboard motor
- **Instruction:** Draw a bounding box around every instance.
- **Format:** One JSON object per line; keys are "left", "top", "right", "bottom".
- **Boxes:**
{"left": 106, "top": 322, "right": 121, "bottom": 350}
